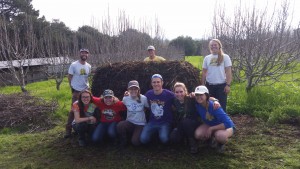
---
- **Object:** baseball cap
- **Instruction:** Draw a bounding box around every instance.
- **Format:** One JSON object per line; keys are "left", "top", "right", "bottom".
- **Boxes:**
{"left": 103, "top": 89, "right": 114, "bottom": 97}
{"left": 151, "top": 74, "right": 163, "bottom": 80}
{"left": 194, "top": 86, "right": 209, "bottom": 94}
{"left": 147, "top": 45, "right": 155, "bottom": 51}
{"left": 80, "top": 48, "right": 89, "bottom": 53}
{"left": 128, "top": 80, "right": 140, "bottom": 89}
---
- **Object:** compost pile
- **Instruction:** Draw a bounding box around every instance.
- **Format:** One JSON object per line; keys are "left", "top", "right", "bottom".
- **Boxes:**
{"left": 0, "top": 93, "right": 58, "bottom": 133}
{"left": 92, "top": 61, "right": 201, "bottom": 98}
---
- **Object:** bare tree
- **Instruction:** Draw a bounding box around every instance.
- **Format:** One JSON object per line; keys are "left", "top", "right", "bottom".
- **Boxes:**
{"left": 90, "top": 10, "right": 184, "bottom": 65}
{"left": 212, "top": 0, "right": 300, "bottom": 91}
{"left": 0, "top": 15, "right": 37, "bottom": 92}
{"left": 38, "top": 28, "right": 75, "bottom": 90}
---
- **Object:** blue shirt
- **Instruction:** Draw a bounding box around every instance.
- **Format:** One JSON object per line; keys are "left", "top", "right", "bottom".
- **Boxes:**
{"left": 145, "top": 89, "right": 175, "bottom": 124}
{"left": 196, "top": 100, "right": 235, "bottom": 129}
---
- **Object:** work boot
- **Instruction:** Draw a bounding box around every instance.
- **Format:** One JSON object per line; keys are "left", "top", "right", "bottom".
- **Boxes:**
{"left": 64, "top": 126, "right": 72, "bottom": 138}
{"left": 188, "top": 138, "right": 198, "bottom": 154}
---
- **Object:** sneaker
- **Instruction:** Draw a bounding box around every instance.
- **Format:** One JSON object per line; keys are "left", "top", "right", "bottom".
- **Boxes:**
{"left": 78, "top": 139, "right": 86, "bottom": 147}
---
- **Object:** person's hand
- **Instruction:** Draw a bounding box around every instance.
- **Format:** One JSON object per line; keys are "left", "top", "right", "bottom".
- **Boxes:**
{"left": 189, "top": 92, "right": 195, "bottom": 98}
{"left": 124, "top": 91, "right": 129, "bottom": 96}
{"left": 205, "top": 127, "right": 212, "bottom": 139}
{"left": 213, "top": 101, "right": 221, "bottom": 110}
{"left": 224, "top": 85, "right": 230, "bottom": 94}
{"left": 89, "top": 116, "right": 97, "bottom": 124}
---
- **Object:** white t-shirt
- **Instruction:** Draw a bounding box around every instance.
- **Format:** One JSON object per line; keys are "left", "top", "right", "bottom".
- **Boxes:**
{"left": 202, "top": 54, "right": 232, "bottom": 84}
{"left": 122, "top": 94, "right": 149, "bottom": 125}
{"left": 68, "top": 60, "right": 91, "bottom": 91}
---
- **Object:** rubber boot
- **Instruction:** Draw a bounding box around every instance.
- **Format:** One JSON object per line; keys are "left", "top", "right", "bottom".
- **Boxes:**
{"left": 188, "top": 138, "right": 198, "bottom": 154}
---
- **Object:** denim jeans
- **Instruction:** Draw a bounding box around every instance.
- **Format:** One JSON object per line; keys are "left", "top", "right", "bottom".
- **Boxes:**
{"left": 92, "top": 122, "right": 117, "bottom": 143}
{"left": 140, "top": 122, "right": 171, "bottom": 144}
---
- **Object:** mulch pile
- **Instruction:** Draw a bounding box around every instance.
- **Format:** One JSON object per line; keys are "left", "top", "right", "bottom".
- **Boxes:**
{"left": 91, "top": 61, "right": 201, "bottom": 98}
{"left": 0, "top": 93, "right": 58, "bottom": 133}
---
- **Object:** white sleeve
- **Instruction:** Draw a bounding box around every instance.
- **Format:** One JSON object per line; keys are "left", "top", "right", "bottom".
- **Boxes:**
{"left": 202, "top": 56, "right": 208, "bottom": 69}
{"left": 224, "top": 54, "right": 232, "bottom": 67}
{"left": 68, "top": 63, "right": 74, "bottom": 75}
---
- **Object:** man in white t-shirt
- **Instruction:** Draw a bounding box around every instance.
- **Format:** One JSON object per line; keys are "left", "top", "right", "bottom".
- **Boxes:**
{"left": 201, "top": 39, "right": 232, "bottom": 112}
{"left": 64, "top": 48, "right": 92, "bottom": 138}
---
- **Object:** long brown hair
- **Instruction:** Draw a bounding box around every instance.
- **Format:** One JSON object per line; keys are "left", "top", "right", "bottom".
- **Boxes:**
{"left": 78, "top": 90, "right": 93, "bottom": 117}
{"left": 209, "top": 39, "right": 224, "bottom": 66}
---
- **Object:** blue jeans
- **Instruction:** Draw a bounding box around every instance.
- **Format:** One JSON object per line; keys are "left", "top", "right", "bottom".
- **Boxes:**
{"left": 206, "top": 83, "right": 228, "bottom": 112}
{"left": 140, "top": 122, "right": 171, "bottom": 144}
{"left": 92, "top": 122, "right": 117, "bottom": 143}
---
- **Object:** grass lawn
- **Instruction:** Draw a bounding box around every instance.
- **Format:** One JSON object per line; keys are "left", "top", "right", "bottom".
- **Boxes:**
{"left": 0, "top": 58, "right": 300, "bottom": 168}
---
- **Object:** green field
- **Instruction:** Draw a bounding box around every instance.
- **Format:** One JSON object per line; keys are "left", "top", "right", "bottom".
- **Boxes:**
{"left": 0, "top": 57, "right": 299, "bottom": 168}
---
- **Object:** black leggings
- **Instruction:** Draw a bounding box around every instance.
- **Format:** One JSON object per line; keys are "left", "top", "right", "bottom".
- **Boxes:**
{"left": 170, "top": 118, "right": 200, "bottom": 143}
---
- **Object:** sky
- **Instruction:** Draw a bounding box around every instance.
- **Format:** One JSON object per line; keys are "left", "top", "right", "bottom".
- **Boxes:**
{"left": 31, "top": 0, "right": 300, "bottom": 40}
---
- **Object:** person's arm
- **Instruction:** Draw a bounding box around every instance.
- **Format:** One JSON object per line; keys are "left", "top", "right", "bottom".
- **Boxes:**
{"left": 209, "top": 97, "right": 221, "bottom": 110}
{"left": 224, "top": 66, "right": 232, "bottom": 94}
{"left": 73, "top": 104, "right": 96, "bottom": 123}
{"left": 74, "top": 110, "right": 95, "bottom": 123}
{"left": 68, "top": 74, "right": 73, "bottom": 88}
{"left": 201, "top": 68, "right": 208, "bottom": 85}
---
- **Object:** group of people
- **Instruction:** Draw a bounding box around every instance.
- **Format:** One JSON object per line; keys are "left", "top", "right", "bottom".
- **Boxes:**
{"left": 64, "top": 39, "right": 235, "bottom": 154}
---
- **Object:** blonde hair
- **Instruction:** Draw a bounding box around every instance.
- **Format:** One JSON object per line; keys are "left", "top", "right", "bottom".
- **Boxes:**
{"left": 209, "top": 39, "right": 224, "bottom": 66}
{"left": 173, "top": 82, "right": 188, "bottom": 95}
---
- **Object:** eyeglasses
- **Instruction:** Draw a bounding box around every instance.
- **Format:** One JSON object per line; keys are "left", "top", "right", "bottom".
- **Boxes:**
{"left": 81, "top": 96, "right": 90, "bottom": 99}
{"left": 104, "top": 96, "right": 113, "bottom": 99}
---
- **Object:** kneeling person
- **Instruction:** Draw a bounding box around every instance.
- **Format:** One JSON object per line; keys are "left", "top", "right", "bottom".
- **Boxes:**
{"left": 117, "top": 80, "right": 149, "bottom": 147}
{"left": 72, "top": 90, "right": 98, "bottom": 146}
{"left": 194, "top": 86, "right": 235, "bottom": 152}
{"left": 140, "top": 74, "right": 175, "bottom": 145}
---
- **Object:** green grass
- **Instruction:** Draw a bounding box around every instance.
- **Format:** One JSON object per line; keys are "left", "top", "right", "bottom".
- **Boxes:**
{"left": 184, "top": 56, "right": 203, "bottom": 69}
{"left": 0, "top": 57, "right": 300, "bottom": 168}
{"left": 187, "top": 56, "right": 300, "bottom": 124}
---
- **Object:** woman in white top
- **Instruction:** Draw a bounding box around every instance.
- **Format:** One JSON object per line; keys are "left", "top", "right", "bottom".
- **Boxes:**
{"left": 201, "top": 39, "right": 232, "bottom": 112}
{"left": 116, "top": 80, "right": 149, "bottom": 147}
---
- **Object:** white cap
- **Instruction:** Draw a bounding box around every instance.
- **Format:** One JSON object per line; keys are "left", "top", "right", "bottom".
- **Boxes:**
{"left": 194, "top": 86, "right": 209, "bottom": 94}
{"left": 147, "top": 45, "right": 155, "bottom": 51}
